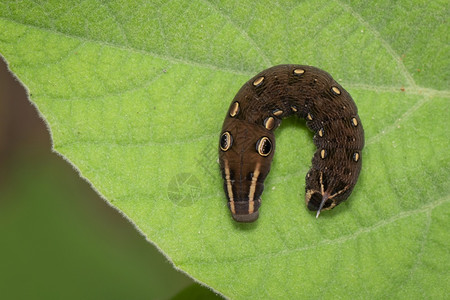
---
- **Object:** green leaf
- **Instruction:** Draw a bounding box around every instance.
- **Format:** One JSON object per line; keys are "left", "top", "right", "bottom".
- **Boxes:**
{"left": 1, "top": 0, "right": 448, "bottom": 298}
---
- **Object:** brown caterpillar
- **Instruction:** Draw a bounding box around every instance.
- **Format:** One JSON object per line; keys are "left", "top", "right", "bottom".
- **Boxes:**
{"left": 219, "top": 65, "right": 364, "bottom": 222}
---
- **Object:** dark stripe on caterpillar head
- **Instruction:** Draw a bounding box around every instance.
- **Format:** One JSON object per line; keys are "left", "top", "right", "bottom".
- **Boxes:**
{"left": 219, "top": 65, "right": 364, "bottom": 222}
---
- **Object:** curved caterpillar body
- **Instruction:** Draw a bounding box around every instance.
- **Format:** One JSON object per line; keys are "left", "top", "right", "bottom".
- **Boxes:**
{"left": 219, "top": 65, "right": 364, "bottom": 222}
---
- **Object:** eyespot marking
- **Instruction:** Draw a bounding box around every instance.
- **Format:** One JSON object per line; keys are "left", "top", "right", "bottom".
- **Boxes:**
{"left": 256, "top": 137, "right": 272, "bottom": 157}
{"left": 293, "top": 68, "right": 305, "bottom": 75}
{"left": 331, "top": 86, "right": 341, "bottom": 95}
{"left": 264, "top": 116, "right": 275, "bottom": 130}
{"left": 229, "top": 101, "right": 240, "bottom": 117}
{"left": 253, "top": 76, "right": 264, "bottom": 87}
{"left": 273, "top": 109, "right": 283, "bottom": 117}
{"left": 320, "top": 149, "right": 327, "bottom": 159}
{"left": 318, "top": 128, "right": 324, "bottom": 137}
{"left": 291, "top": 106, "right": 298, "bottom": 112}
{"left": 351, "top": 117, "right": 358, "bottom": 127}
{"left": 220, "top": 132, "right": 233, "bottom": 151}
{"left": 353, "top": 152, "right": 360, "bottom": 162}
{"left": 307, "top": 113, "right": 313, "bottom": 121}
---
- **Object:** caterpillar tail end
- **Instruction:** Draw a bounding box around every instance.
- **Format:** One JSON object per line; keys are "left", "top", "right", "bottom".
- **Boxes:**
{"left": 315, "top": 194, "right": 329, "bottom": 219}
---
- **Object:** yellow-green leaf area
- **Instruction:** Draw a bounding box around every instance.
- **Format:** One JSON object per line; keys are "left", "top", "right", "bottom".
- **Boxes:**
{"left": 1, "top": 0, "right": 448, "bottom": 298}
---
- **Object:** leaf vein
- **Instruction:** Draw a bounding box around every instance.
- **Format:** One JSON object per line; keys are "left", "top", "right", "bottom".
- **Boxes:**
{"left": 334, "top": 0, "right": 416, "bottom": 88}
{"left": 179, "top": 196, "right": 449, "bottom": 265}
{"left": 201, "top": 0, "right": 272, "bottom": 66}
{"left": 366, "top": 94, "right": 430, "bottom": 146}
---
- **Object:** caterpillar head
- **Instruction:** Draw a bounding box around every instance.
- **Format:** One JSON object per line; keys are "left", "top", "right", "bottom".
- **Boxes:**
{"left": 219, "top": 118, "right": 275, "bottom": 222}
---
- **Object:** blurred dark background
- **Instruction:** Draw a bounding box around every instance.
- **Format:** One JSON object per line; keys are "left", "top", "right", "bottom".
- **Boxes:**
{"left": 0, "top": 57, "right": 222, "bottom": 300}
